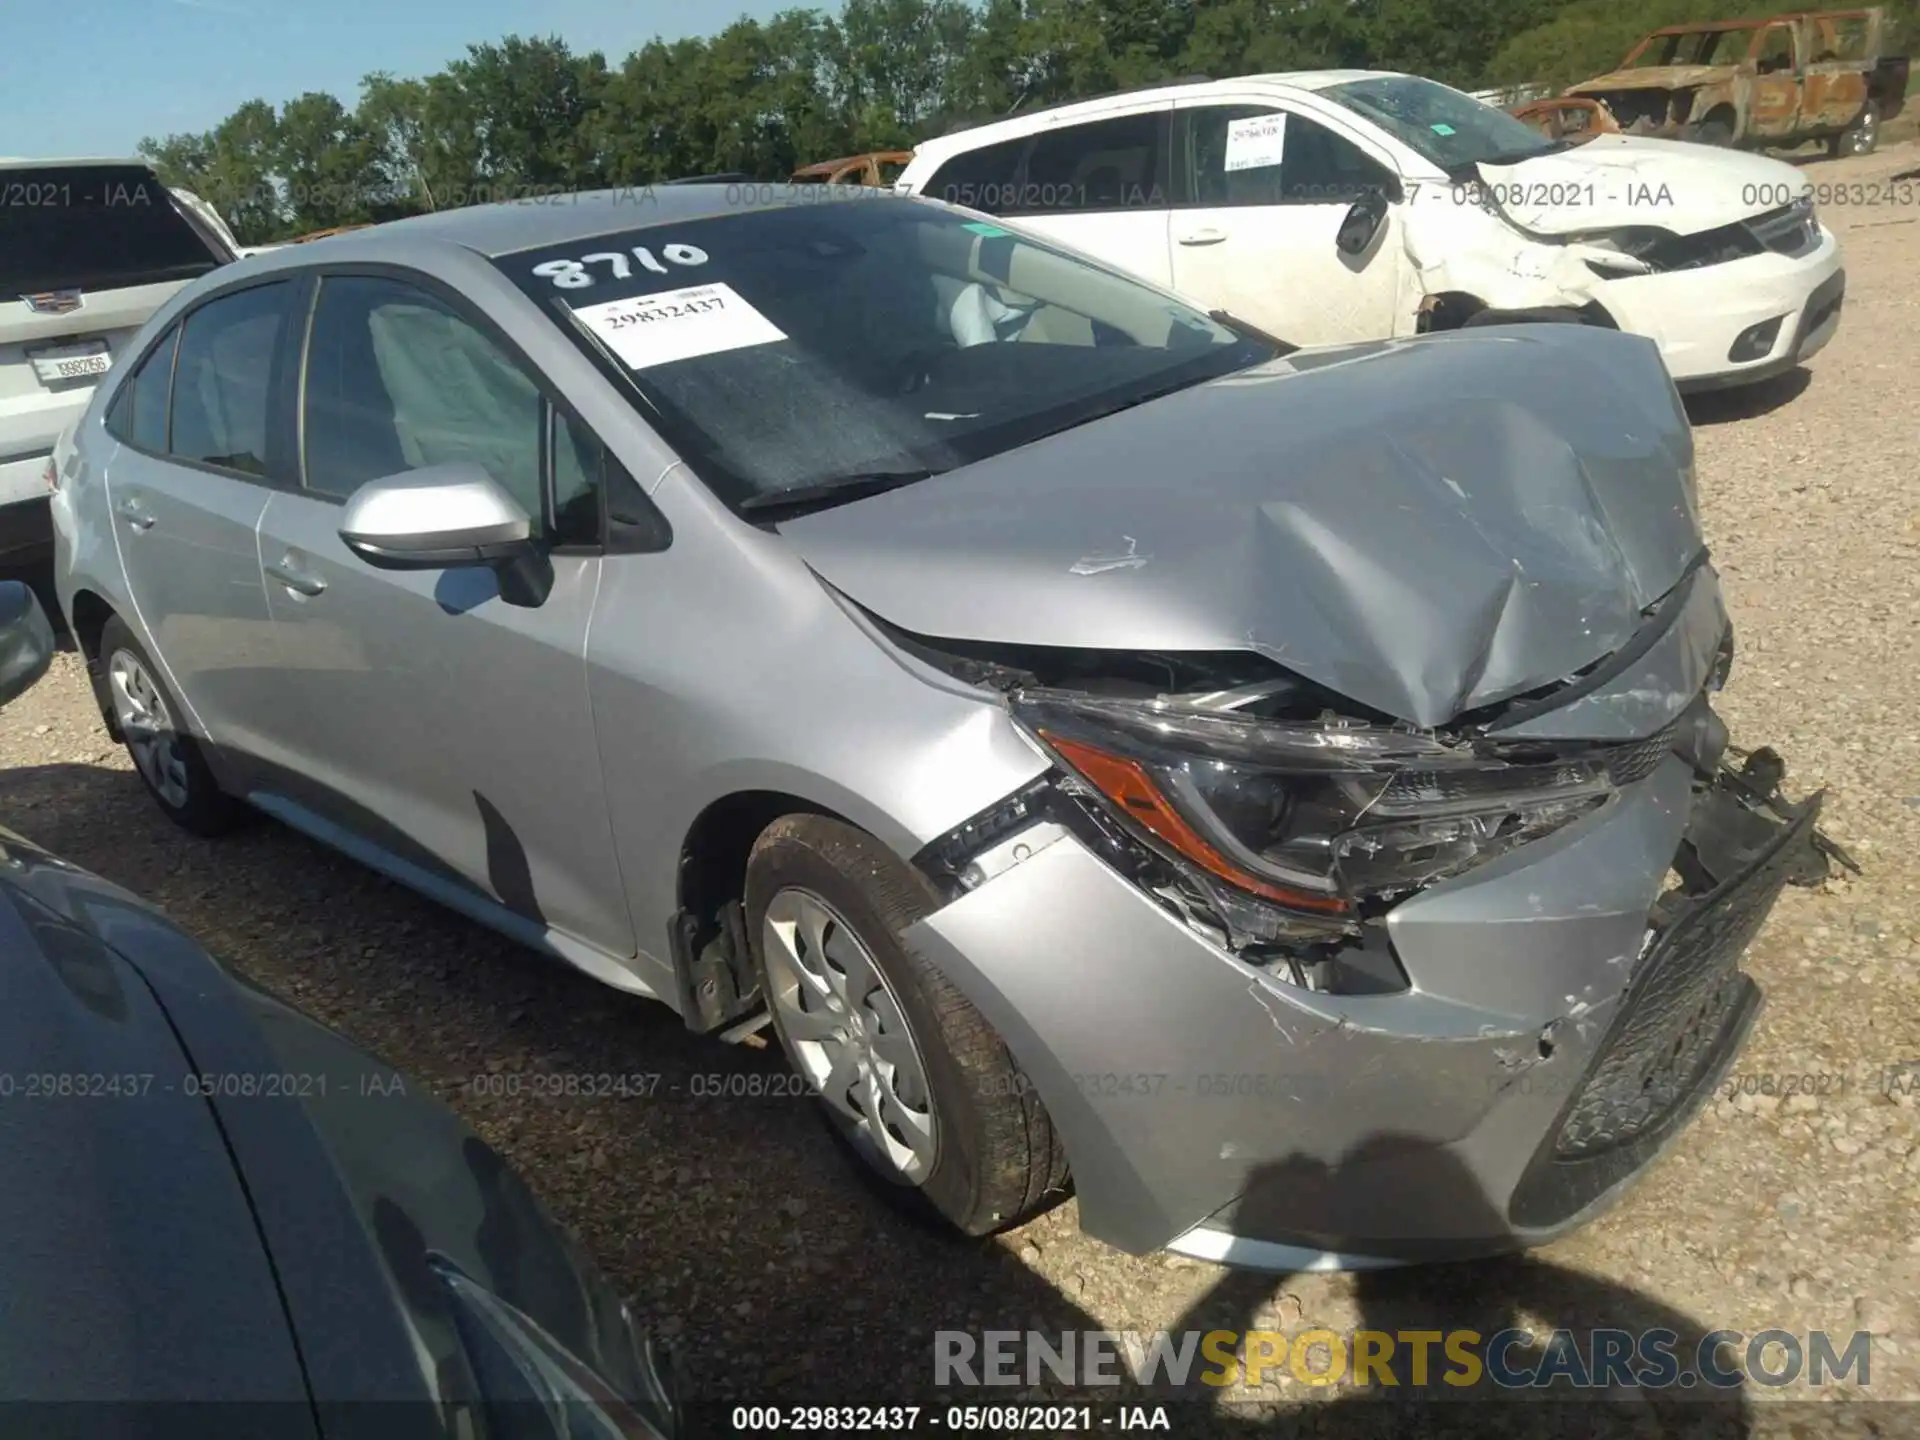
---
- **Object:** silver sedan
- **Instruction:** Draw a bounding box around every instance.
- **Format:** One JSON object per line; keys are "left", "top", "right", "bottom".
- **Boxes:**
{"left": 51, "top": 184, "right": 1831, "bottom": 1267}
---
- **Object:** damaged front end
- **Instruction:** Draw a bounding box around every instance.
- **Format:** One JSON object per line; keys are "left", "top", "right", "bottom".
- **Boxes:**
{"left": 899, "top": 564, "right": 1852, "bottom": 1262}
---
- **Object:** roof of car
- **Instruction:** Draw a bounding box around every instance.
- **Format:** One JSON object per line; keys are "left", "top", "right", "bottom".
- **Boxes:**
{"left": 208, "top": 184, "right": 933, "bottom": 281}
{"left": 0, "top": 154, "right": 150, "bottom": 168}
{"left": 911, "top": 70, "right": 1404, "bottom": 157}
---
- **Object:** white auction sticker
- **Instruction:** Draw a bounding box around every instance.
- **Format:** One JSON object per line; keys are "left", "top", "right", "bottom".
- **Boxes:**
{"left": 1224, "top": 112, "right": 1287, "bottom": 172}
{"left": 569, "top": 282, "right": 785, "bottom": 369}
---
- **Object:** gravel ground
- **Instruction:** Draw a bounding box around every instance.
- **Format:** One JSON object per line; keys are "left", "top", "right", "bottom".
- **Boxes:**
{"left": 3, "top": 142, "right": 1917, "bottom": 1432}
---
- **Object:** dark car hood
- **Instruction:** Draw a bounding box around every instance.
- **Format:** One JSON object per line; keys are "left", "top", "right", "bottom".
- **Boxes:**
{"left": 0, "top": 834, "right": 312, "bottom": 1412}
{"left": 0, "top": 825, "right": 673, "bottom": 1431}
{"left": 778, "top": 326, "right": 1702, "bottom": 728}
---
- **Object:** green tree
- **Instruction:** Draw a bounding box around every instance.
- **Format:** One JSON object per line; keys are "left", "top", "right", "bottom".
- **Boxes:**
{"left": 276, "top": 91, "right": 385, "bottom": 231}
{"left": 140, "top": 98, "right": 282, "bottom": 243}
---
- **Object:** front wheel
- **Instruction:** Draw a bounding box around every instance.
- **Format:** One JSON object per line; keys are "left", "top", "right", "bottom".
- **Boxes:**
{"left": 99, "top": 616, "right": 246, "bottom": 837}
{"left": 1690, "top": 115, "right": 1734, "bottom": 147}
{"left": 744, "top": 815, "right": 1066, "bottom": 1234}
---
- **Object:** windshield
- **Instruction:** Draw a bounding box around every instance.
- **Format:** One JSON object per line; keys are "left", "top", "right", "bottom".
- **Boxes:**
{"left": 498, "top": 198, "right": 1273, "bottom": 508}
{"left": 1628, "top": 29, "right": 1740, "bottom": 67}
{"left": 1322, "top": 75, "right": 1559, "bottom": 172}
{"left": 0, "top": 164, "right": 230, "bottom": 300}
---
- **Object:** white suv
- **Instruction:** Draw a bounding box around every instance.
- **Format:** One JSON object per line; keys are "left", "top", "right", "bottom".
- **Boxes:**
{"left": 2, "top": 158, "right": 234, "bottom": 567}
{"left": 897, "top": 71, "right": 1844, "bottom": 390}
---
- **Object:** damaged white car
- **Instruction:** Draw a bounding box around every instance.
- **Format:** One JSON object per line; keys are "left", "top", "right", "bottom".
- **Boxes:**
{"left": 898, "top": 70, "right": 1844, "bottom": 390}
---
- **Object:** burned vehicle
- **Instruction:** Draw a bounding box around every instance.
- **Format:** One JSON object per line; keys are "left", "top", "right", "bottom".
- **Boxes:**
{"left": 51, "top": 187, "right": 1840, "bottom": 1267}
{"left": 791, "top": 150, "right": 916, "bottom": 187}
{"left": 1510, "top": 95, "right": 1621, "bottom": 142}
{"left": 1566, "top": 7, "right": 1910, "bottom": 155}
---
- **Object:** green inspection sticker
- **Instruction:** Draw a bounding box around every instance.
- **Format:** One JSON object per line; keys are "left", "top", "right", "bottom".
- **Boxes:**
{"left": 1431, "top": 122, "right": 1457, "bottom": 135}
{"left": 963, "top": 221, "right": 1011, "bottom": 237}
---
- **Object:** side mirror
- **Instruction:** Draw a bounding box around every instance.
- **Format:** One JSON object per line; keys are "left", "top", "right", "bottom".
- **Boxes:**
{"left": 1336, "top": 188, "right": 1392, "bottom": 257}
{"left": 0, "top": 581, "right": 56, "bottom": 707}
{"left": 339, "top": 462, "right": 552, "bottom": 608}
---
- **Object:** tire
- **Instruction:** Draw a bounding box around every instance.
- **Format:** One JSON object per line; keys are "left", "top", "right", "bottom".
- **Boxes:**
{"left": 98, "top": 616, "right": 246, "bottom": 837}
{"left": 1691, "top": 115, "right": 1734, "bottom": 147}
{"left": 1838, "top": 105, "right": 1880, "bottom": 157}
{"left": 744, "top": 814, "right": 1066, "bottom": 1235}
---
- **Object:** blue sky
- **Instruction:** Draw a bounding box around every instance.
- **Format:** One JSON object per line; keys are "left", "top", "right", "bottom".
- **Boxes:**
{"left": 0, "top": 0, "right": 793, "bottom": 157}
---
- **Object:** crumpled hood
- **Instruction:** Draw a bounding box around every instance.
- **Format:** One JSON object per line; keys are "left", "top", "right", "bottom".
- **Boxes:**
{"left": 778, "top": 325, "right": 1702, "bottom": 729}
{"left": 1481, "top": 134, "right": 1809, "bottom": 237}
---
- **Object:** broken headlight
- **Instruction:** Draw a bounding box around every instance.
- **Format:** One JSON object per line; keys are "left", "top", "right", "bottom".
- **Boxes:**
{"left": 1573, "top": 222, "right": 1763, "bottom": 275}
{"left": 1011, "top": 689, "right": 1616, "bottom": 924}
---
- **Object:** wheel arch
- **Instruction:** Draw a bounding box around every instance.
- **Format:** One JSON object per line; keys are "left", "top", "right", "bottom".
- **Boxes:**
{"left": 67, "top": 588, "right": 123, "bottom": 738}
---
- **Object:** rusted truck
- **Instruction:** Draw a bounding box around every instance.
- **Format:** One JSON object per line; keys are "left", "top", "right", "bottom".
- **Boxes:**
{"left": 1509, "top": 95, "right": 1622, "bottom": 142}
{"left": 1562, "top": 7, "right": 1909, "bottom": 155}
{"left": 789, "top": 150, "right": 915, "bottom": 187}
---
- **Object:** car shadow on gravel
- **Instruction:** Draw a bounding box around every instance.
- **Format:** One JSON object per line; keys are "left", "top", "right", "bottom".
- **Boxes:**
{"left": 1684, "top": 369, "right": 1813, "bottom": 428}
{"left": 0, "top": 761, "right": 1756, "bottom": 1436}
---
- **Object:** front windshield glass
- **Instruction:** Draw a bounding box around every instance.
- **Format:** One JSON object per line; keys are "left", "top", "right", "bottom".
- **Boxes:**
{"left": 1629, "top": 29, "right": 1738, "bottom": 67}
{"left": 1322, "top": 75, "right": 1558, "bottom": 172}
{"left": 498, "top": 198, "right": 1274, "bottom": 509}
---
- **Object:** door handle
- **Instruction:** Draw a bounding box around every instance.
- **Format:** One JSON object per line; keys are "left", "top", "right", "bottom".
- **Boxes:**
{"left": 116, "top": 497, "right": 155, "bottom": 530}
{"left": 265, "top": 556, "right": 327, "bottom": 597}
{"left": 1177, "top": 228, "right": 1228, "bottom": 246}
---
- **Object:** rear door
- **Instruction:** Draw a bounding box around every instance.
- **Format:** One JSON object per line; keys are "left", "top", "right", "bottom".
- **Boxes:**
{"left": 1167, "top": 99, "right": 1406, "bottom": 347}
{"left": 104, "top": 279, "right": 300, "bottom": 771}
{"left": 920, "top": 106, "right": 1175, "bottom": 290}
{"left": 1802, "top": 14, "right": 1873, "bottom": 133}
{"left": 252, "top": 270, "right": 633, "bottom": 959}
{"left": 0, "top": 163, "right": 230, "bottom": 523}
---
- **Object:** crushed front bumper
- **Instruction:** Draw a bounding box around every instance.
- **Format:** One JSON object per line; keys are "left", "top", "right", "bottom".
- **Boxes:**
{"left": 1594, "top": 229, "right": 1845, "bottom": 390}
{"left": 905, "top": 747, "right": 1832, "bottom": 1267}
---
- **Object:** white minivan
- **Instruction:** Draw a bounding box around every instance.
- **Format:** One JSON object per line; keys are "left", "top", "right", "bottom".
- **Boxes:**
{"left": 897, "top": 71, "right": 1845, "bottom": 390}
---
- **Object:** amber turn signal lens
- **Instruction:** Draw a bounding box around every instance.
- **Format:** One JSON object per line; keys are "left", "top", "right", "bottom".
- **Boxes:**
{"left": 1040, "top": 730, "right": 1351, "bottom": 915}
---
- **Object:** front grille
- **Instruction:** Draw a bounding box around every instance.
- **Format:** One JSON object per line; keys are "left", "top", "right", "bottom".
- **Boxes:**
{"left": 1603, "top": 721, "right": 1678, "bottom": 788}
{"left": 1553, "top": 792, "right": 1818, "bottom": 1159}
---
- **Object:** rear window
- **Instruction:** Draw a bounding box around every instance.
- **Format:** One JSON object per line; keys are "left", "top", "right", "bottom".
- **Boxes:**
{"left": 0, "top": 164, "right": 230, "bottom": 301}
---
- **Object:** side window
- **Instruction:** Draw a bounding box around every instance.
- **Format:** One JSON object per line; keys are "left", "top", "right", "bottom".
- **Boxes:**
{"left": 169, "top": 283, "right": 292, "bottom": 476}
{"left": 130, "top": 326, "right": 181, "bottom": 452}
{"left": 923, "top": 112, "right": 1168, "bottom": 216}
{"left": 1182, "top": 106, "right": 1395, "bottom": 208}
{"left": 1755, "top": 24, "right": 1796, "bottom": 73}
{"left": 551, "top": 408, "right": 603, "bottom": 547}
{"left": 106, "top": 325, "right": 178, "bottom": 451}
{"left": 301, "top": 275, "right": 559, "bottom": 535}
{"left": 924, "top": 137, "right": 1029, "bottom": 215}
{"left": 1020, "top": 111, "right": 1168, "bottom": 213}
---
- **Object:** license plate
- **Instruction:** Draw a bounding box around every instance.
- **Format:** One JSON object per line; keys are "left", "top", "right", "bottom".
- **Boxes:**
{"left": 27, "top": 340, "right": 111, "bottom": 385}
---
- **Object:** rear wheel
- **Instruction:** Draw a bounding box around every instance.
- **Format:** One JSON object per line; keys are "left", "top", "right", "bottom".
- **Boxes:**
{"left": 744, "top": 814, "right": 1066, "bottom": 1234}
{"left": 99, "top": 616, "right": 245, "bottom": 837}
{"left": 1830, "top": 105, "right": 1879, "bottom": 157}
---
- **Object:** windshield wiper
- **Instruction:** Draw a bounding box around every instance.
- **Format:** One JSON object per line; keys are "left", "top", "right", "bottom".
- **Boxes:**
{"left": 1209, "top": 309, "right": 1299, "bottom": 355}
{"left": 738, "top": 469, "right": 939, "bottom": 521}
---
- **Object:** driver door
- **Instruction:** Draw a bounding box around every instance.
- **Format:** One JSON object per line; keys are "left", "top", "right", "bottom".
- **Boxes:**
{"left": 1167, "top": 99, "right": 1406, "bottom": 348}
{"left": 253, "top": 270, "right": 634, "bottom": 959}
{"left": 1748, "top": 23, "right": 1805, "bottom": 140}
